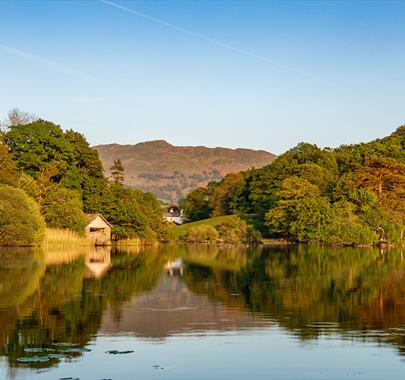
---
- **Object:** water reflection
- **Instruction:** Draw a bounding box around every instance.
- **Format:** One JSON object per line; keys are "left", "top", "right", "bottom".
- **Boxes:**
{"left": 0, "top": 244, "right": 404, "bottom": 375}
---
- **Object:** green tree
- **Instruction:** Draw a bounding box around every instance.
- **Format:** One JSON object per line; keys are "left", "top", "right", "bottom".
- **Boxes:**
{"left": 101, "top": 183, "right": 169, "bottom": 240}
{"left": 210, "top": 172, "right": 247, "bottom": 216}
{"left": 180, "top": 185, "right": 215, "bottom": 222}
{"left": 41, "top": 186, "right": 87, "bottom": 233}
{"left": 4, "top": 119, "right": 74, "bottom": 178}
{"left": 0, "top": 185, "right": 45, "bottom": 246}
{"left": 0, "top": 143, "right": 19, "bottom": 186}
{"left": 64, "top": 130, "right": 107, "bottom": 212}
{"left": 324, "top": 201, "right": 378, "bottom": 245}
{"left": 265, "top": 177, "right": 329, "bottom": 241}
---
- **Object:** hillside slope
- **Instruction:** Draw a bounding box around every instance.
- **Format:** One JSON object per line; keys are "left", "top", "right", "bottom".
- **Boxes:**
{"left": 94, "top": 140, "right": 276, "bottom": 203}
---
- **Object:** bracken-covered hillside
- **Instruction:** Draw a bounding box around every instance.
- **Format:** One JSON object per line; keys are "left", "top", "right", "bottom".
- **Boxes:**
{"left": 94, "top": 140, "right": 276, "bottom": 203}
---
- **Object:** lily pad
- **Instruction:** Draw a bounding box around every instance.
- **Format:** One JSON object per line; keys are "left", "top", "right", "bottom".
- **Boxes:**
{"left": 24, "top": 348, "right": 45, "bottom": 353}
{"left": 47, "top": 353, "right": 68, "bottom": 359}
{"left": 105, "top": 350, "right": 134, "bottom": 355}
{"left": 17, "top": 356, "right": 50, "bottom": 363}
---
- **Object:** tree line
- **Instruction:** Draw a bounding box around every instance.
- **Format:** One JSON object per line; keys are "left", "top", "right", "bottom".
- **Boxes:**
{"left": 0, "top": 109, "right": 173, "bottom": 246}
{"left": 180, "top": 127, "right": 405, "bottom": 245}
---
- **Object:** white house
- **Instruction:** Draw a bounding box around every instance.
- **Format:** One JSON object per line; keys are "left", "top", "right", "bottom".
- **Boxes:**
{"left": 163, "top": 207, "right": 183, "bottom": 225}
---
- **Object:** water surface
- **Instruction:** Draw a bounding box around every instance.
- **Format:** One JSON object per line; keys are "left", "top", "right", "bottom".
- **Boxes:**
{"left": 0, "top": 244, "right": 404, "bottom": 379}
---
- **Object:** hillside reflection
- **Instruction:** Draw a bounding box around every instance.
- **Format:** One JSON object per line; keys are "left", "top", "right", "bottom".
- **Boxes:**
{"left": 0, "top": 244, "right": 405, "bottom": 370}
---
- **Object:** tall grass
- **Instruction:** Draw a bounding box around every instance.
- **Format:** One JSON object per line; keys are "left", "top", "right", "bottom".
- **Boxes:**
{"left": 43, "top": 228, "right": 93, "bottom": 249}
{"left": 114, "top": 237, "right": 158, "bottom": 247}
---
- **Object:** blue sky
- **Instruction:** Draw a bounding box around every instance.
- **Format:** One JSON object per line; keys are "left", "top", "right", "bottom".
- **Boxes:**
{"left": 0, "top": 1, "right": 404, "bottom": 154}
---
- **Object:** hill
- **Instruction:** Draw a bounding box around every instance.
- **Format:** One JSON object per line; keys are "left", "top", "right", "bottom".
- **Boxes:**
{"left": 94, "top": 140, "right": 276, "bottom": 203}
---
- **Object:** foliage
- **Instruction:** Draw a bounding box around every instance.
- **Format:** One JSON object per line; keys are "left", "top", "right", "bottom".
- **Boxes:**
{"left": 215, "top": 216, "right": 261, "bottom": 245}
{"left": 100, "top": 183, "right": 171, "bottom": 240}
{"left": 181, "top": 127, "right": 405, "bottom": 245}
{"left": 179, "top": 215, "right": 261, "bottom": 245}
{"left": 175, "top": 215, "right": 241, "bottom": 239}
{"left": 63, "top": 130, "right": 107, "bottom": 212}
{"left": 110, "top": 159, "right": 125, "bottom": 184}
{"left": 0, "top": 143, "right": 19, "bottom": 186}
{"left": 1, "top": 113, "right": 170, "bottom": 241}
{"left": 209, "top": 172, "right": 247, "bottom": 216}
{"left": 4, "top": 120, "right": 74, "bottom": 178}
{"left": 179, "top": 185, "right": 215, "bottom": 222}
{"left": 0, "top": 185, "right": 45, "bottom": 246}
{"left": 41, "top": 187, "right": 87, "bottom": 233}
{"left": 185, "top": 225, "right": 219, "bottom": 243}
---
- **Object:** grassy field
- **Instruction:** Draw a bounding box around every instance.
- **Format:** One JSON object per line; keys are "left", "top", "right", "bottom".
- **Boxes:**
{"left": 175, "top": 215, "right": 239, "bottom": 239}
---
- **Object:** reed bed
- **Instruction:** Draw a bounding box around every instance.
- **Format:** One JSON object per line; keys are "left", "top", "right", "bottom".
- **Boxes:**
{"left": 43, "top": 228, "right": 94, "bottom": 249}
{"left": 114, "top": 238, "right": 158, "bottom": 247}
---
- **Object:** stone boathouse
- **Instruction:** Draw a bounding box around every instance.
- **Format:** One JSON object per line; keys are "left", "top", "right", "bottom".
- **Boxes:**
{"left": 85, "top": 214, "right": 112, "bottom": 246}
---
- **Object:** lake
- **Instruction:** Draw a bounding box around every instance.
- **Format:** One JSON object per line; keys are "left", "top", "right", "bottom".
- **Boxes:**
{"left": 0, "top": 244, "right": 405, "bottom": 380}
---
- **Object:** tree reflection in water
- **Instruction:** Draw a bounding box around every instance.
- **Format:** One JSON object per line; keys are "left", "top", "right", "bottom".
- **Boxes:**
{"left": 0, "top": 244, "right": 404, "bottom": 371}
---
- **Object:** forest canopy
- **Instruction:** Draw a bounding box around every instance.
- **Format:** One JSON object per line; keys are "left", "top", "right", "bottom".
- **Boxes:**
{"left": 180, "top": 126, "right": 405, "bottom": 245}
{"left": 0, "top": 110, "right": 172, "bottom": 244}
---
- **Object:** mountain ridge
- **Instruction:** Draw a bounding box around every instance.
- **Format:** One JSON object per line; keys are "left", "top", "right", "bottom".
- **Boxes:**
{"left": 94, "top": 140, "right": 276, "bottom": 203}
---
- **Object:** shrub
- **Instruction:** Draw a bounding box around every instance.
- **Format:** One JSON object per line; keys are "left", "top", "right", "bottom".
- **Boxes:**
{"left": 216, "top": 216, "right": 262, "bottom": 245}
{"left": 0, "top": 185, "right": 45, "bottom": 246}
{"left": 185, "top": 225, "right": 219, "bottom": 243}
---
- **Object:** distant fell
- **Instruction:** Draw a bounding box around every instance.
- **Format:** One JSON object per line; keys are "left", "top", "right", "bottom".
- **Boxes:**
{"left": 94, "top": 140, "right": 276, "bottom": 203}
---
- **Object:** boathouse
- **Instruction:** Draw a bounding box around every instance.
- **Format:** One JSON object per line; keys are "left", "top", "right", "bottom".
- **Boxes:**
{"left": 85, "top": 214, "right": 112, "bottom": 246}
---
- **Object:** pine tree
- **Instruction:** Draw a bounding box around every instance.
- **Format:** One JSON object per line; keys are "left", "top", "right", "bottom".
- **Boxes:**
{"left": 110, "top": 159, "right": 125, "bottom": 184}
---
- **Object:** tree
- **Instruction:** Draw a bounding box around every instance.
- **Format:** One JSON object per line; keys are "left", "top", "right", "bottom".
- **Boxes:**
{"left": 41, "top": 186, "right": 87, "bottom": 233}
{"left": 324, "top": 201, "right": 378, "bottom": 245}
{"left": 0, "top": 185, "right": 45, "bottom": 246}
{"left": 179, "top": 184, "right": 216, "bottom": 222}
{"left": 64, "top": 130, "right": 107, "bottom": 212}
{"left": 0, "top": 143, "right": 18, "bottom": 186}
{"left": 100, "top": 183, "right": 170, "bottom": 240}
{"left": 4, "top": 119, "right": 74, "bottom": 177}
{"left": 110, "top": 159, "right": 125, "bottom": 184}
{"left": 1, "top": 108, "right": 37, "bottom": 128}
{"left": 209, "top": 172, "right": 247, "bottom": 216}
{"left": 265, "top": 178, "right": 327, "bottom": 241}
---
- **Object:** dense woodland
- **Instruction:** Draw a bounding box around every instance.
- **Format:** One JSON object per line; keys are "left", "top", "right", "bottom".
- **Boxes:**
{"left": 0, "top": 110, "right": 173, "bottom": 246}
{"left": 1, "top": 109, "right": 404, "bottom": 247}
{"left": 180, "top": 127, "right": 405, "bottom": 245}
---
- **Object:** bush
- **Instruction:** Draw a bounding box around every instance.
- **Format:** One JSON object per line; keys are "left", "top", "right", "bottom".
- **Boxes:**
{"left": 0, "top": 185, "right": 45, "bottom": 246}
{"left": 216, "top": 216, "right": 262, "bottom": 245}
{"left": 185, "top": 225, "right": 219, "bottom": 243}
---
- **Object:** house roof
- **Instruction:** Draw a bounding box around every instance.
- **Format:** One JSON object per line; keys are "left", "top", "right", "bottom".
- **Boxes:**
{"left": 85, "top": 213, "right": 112, "bottom": 227}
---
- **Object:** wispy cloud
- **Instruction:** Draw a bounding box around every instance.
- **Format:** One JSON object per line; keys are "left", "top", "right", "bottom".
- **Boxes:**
{"left": 0, "top": 43, "right": 96, "bottom": 81}
{"left": 100, "top": 0, "right": 316, "bottom": 79}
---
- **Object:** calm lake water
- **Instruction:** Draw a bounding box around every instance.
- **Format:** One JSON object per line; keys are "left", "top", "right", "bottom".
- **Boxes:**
{"left": 1, "top": 244, "right": 405, "bottom": 380}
